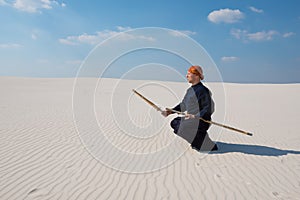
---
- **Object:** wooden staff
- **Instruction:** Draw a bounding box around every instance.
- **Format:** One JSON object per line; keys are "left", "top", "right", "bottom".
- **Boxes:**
{"left": 166, "top": 108, "right": 253, "bottom": 136}
{"left": 132, "top": 89, "right": 163, "bottom": 112}
{"left": 133, "top": 89, "right": 253, "bottom": 136}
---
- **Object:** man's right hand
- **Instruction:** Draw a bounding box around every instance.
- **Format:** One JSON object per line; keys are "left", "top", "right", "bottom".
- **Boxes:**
{"left": 161, "top": 110, "right": 173, "bottom": 117}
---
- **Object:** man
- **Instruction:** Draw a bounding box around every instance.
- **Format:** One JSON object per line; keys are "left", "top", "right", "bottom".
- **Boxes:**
{"left": 162, "top": 65, "right": 218, "bottom": 151}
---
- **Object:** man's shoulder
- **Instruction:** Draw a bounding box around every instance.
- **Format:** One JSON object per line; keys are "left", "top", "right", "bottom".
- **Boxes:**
{"left": 193, "top": 82, "right": 207, "bottom": 90}
{"left": 193, "top": 83, "right": 211, "bottom": 96}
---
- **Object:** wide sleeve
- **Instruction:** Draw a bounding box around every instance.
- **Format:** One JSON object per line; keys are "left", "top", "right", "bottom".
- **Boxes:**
{"left": 172, "top": 93, "right": 187, "bottom": 112}
{"left": 172, "top": 103, "right": 183, "bottom": 112}
{"left": 195, "top": 89, "right": 214, "bottom": 119}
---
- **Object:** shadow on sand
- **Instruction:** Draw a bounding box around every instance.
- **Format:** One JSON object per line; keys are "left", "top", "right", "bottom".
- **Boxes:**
{"left": 211, "top": 142, "right": 300, "bottom": 156}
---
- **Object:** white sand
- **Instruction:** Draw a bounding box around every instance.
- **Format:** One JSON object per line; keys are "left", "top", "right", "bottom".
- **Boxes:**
{"left": 0, "top": 77, "right": 300, "bottom": 199}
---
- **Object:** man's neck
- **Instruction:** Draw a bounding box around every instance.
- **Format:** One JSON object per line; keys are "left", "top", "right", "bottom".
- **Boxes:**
{"left": 191, "top": 81, "right": 201, "bottom": 86}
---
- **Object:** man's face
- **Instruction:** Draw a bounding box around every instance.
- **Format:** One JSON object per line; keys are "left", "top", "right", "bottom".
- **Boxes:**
{"left": 186, "top": 71, "right": 199, "bottom": 83}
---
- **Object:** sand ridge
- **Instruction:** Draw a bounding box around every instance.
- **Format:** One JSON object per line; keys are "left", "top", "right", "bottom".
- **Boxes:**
{"left": 0, "top": 77, "right": 300, "bottom": 199}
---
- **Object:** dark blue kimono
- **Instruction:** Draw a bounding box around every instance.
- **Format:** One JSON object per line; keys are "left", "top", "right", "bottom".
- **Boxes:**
{"left": 170, "top": 82, "right": 218, "bottom": 151}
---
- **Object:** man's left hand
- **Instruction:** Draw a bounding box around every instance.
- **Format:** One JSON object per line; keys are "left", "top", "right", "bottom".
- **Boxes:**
{"left": 185, "top": 113, "right": 195, "bottom": 120}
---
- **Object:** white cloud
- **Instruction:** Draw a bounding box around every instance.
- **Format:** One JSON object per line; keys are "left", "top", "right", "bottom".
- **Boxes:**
{"left": 31, "top": 29, "right": 46, "bottom": 40}
{"left": 59, "top": 38, "right": 78, "bottom": 45}
{"left": 221, "top": 56, "right": 239, "bottom": 62}
{"left": 0, "top": 0, "right": 8, "bottom": 5}
{"left": 231, "top": 29, "right": 280, "bottom": 41}
{"left": 59, "top": 31, "right": 119, "bottom": 45}
{"left": 59, "top": 27, "right": 155, "bottom": 46}
{"left": 1, "top": 0, "right": 65, "bottom": 13}
{"left": 0, "top": 43, "right": 23, "bottom": 48}
{"left": 247, "top": 30, "right": 278, "bottom": 41}
{"left": 283, "top": 32, "right": 295, "bottom": 38}
{"left": 31, "top": 33, "right": 37, "bottom": 40}
{"left": 249, "top": 6, "right": 263, "bottom": 13}
{"left": 208, "top": 8, "right": 244, "bottom": 24}
{"left": 230, "top": 29, "right": 248, "bottom": 40}
{"left": 169, "top": 30, "right": 196, "bottom": 37}
{"left": 116, "top": 26, "right": 131, "bottom": 32}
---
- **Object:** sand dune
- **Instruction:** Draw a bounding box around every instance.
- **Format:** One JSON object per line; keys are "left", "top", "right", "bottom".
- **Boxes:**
{"left": 0, "top": 77, "right": 300, "bottom": 199}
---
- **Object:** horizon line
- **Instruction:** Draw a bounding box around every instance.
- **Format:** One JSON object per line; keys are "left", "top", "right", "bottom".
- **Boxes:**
{"left": 0, "top": 75, "right": 299, "bottom": 84}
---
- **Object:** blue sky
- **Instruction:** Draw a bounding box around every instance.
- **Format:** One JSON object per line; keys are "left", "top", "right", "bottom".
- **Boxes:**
{"left": 0, "top": 0, "right": 299, "bottom": 83}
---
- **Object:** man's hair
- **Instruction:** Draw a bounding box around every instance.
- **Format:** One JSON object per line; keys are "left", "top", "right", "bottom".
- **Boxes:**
{"left": 188, "top": 65, "right": 204, "bottom": 80}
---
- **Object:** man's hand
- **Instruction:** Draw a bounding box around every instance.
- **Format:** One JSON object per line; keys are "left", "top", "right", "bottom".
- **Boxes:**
{"left": 161, "top": 110, "right": 173, "bottom": 117}
{"left": 184, "top": 113, "right": 195, "bottom": 120}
